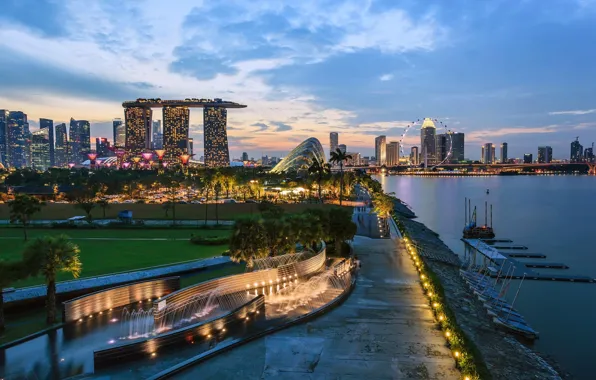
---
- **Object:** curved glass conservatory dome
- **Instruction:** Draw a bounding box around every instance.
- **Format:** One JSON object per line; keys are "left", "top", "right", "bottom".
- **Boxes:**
{"left": 271, "top": 137, "right": 326, "bottom": 173}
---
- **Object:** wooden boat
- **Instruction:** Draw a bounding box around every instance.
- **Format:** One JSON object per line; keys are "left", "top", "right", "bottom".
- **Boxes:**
{"left": 493, "top": 316, "right": 539, "bottom": 340}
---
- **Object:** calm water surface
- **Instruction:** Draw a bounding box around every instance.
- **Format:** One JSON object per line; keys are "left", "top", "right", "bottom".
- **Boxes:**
{"left": 377, "top": 175, "right": 596, "bottom": 379}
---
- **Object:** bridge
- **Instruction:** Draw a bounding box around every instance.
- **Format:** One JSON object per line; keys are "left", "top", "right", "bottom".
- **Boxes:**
{"left": 353, "top": 162, "right": 595, "bottom": 174}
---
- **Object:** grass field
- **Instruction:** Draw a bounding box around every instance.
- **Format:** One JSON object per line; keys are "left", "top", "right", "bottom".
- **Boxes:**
{"left": 0, "top": 203, "right": 345, "bottom": 221}
{"left": 0, "top": 228, "right": 231, "bottom": 288}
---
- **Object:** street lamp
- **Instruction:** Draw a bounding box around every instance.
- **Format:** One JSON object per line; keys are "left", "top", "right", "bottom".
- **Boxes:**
{"left": 87, "top": 153, "right": 98, "bottom": 170}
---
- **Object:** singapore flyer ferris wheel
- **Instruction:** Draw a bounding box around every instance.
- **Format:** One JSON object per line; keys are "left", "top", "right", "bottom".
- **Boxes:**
{"left": 398, "top": 117, "right": 454, "bottom": 168}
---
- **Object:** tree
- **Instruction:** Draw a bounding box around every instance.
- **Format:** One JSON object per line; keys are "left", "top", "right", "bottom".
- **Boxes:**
{"left": 0, "top": 260, "right": 27, "bottom": 333}
{"left": 372, "top": 193, "right": 394, "bottom": 217}
{"left": 23, "top": 235, "right": 82, "bottom": 324}
{"left": 229, "top": 217, "right": 269, "bottom": 267}
{"left": 8, "top": 194, "right": 45, "bottom": 240}
{"left": 308, "top": 160, "right": 330, "bottom": 203}
{"left": 328, "top": 207, "right": 357, "bottom": 255}
{"left": 97, "top": 199, "right": 110, "bottom": 219}
{"left": 213, "top": 175, "right": 223, "bottom": 225}
{"left": 329, "top": 149, "right": 352, "bottom": 206}
{"left": 75, "top": 199, "right": 95, "bottom": 223}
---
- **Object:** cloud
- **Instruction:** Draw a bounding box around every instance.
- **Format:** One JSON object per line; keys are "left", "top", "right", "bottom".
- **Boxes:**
{"left": 251, "top": 122, "right": 270, "bottom": 131}
{"left": 548, "top": 109, "right": 596, "bottom": 115}
{"left": 379, "top": 73, "right": 394, "bottom": 81}
{"left": 270, "top": 121, "right": 293, "bottom": 132}
{"left": 466, "top": 125, "right": 561, "bottom": 143}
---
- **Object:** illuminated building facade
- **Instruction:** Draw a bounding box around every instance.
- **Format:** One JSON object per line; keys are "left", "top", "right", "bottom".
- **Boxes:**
{"left": 271, "top": 138, "right": 326, "bottom": 173}
{"left": 69, "top": 118, "right": 90, "bottom": 163}
{"left": 538, "top": 146, "right": 552, "bottom": 163}
{"left": 346, "top": 152, "right": 360, "bottom": 166}
{"left": 386, "top": 141, "right": 399, "bottom": 166}
{"left": 113, "top": 118, "right": 123, "bottom": 147}
{"left": 410, "top": 146, "right": 419, "bottom": 165}
{"left": 188, "top": 137, "right": 194, "bottom": 156}
{"left": 96, "top": 137, "right": 111, "bottom": 157}
{"left": 125, "top": 106, "right": 152, "bottom": 155}
{"left": 420, "top": 118, "right": 436, "bottom": 166}
{"left": 375, "top": 135, "right": 386, "bottom": 165}
{"left": 31, "top": 129, "right": 50, "bottom": 170}
{"left": 482, "top": 143, "right": 494, "bottom": 164}
{"left": 570, "top": 138, "right": 583, "bottom": 162}
{"left": 0, "top": 110, "right": 8, "bottom": 166}
{"left": 152, "top": 120, "right": 163, "bottom": 149}
{"left": 450, "top": 132, "right": 465, "bottom": 163}
{"left": 500, "top": 142, "right": 508, "bottom": 163}
{"left": 163, "top": 106, "right": 190, "bottom": 162}
{"left": 40, "top": 118, "right": 55, "bottom": 167}
{"left": 55, "top": 123, "right": 68, "bottom": 167}
{"left": 7, "top": 111, "right": 30, "bottom": 168}
{"left": 524, "top": 153, "right": 533, "bottom": 164}
{"left": 204, "top": 107, "right": 230, "bottom": 167}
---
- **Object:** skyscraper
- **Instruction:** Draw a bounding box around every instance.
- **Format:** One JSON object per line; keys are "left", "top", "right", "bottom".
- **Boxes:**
{"left": 188, "top": 137, "right": 194, "bottom": 156}
{"left": 346, "top": 152, "right": 360, "bottom": 166}
{"left": 500, "top": 142, "right": 508, "bottom": 164}
{"left": 435, "top": 134, "right": 449, "bottom": 163}
{"left": 420, "top": 118, "right": 436, "bottom": 166}
{"left": 483, "top": 143, "right": 493, "bottom": 164}
{"left": 538, "top": 146, "right": 552, "bottom": 163}
{"left": 450, "top": 132, "right": 464, "bottom": 163}
{"left": 6, "top": 111, "right": 29, "bottom": 168}
{"left": 375, "top": 135, "right": 387, "bottom": 165}
{"left": 96, "top": 137, "right": 111, "bottom": 157}
{"left": 203, "top": 106, "right": 230, "bottom": 167}
{"left": 31, "top": 129, "right": 50, "bottom": 171}
{"left": 69, "top": 118, "right": 91, "bottom": 163}
{"left": 242, "top": 152, "right": 249, "bottom": 161}
{"left": 55, "top": 123, "right": 68, "bottom": 167}
{"left": 570, "top": 138, "right": 583, "bottom": 162}
{"left": 524, "top": 153, "right": 533, "bottom": 164}
{"left": 0, "top": 110, "right": 8, "bottom": 167}
{"left": 163, "top": 106, "right": 190, "bottom": 162}
{"left": 39, "top": 118, "right": 55, "bottom": 167}
{"left": 386, "top": 141, "right": 399, "bottom": 166}
{"left": 152, "top": 120, "right": 163, "bottom": 149}
{"left": 125, "top": 106, "right": 152, "bottom": 155}
{"left": 112, "top": 118, "right": 123, "bottom": 147}
{"left": 410, "top": 146, "right": 419, "bottom": 165}
{"left": 491, "top": 144, "right": 496, "bottom": 164}
{"left": 330, "top": 132, "right": 338, "bottom": 155}
{"left": 338, "top": 144, "right": 347, "bottom": 154}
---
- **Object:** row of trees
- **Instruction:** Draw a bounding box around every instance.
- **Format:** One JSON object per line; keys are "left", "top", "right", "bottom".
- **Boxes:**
{"left": 0, "top": 235, "right": 82, "bottom": 333}
{"left": 229, "top": 203, "right": 357, "bottom": 266}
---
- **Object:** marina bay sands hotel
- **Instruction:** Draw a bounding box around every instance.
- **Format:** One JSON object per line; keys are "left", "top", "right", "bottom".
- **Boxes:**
{"left": 122, "top": 98, "right": 246, "bottom": 167}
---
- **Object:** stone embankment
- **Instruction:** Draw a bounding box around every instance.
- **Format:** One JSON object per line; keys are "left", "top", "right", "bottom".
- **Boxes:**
{"left": 392, "top": 199, "right": 417, "bottom": 218}
{"left": 401, "top": 217, "right": 571, "bottom": 380}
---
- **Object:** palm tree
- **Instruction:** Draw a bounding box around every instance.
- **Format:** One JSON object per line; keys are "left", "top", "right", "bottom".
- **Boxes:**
{"left": 202, "top": 171, "right": 214, "bottom": 225}
{"left": 23, "top": 235, "right": 82, "bottom": 324}
{"left": 0, "top": 260, "right": 28, "bottom": 333}
{"left": 308, "top": 160, "right": 330, "bottom": 203}
{"left": 97, "top": 199, "right": 110, "bottom": 219}
{"left": 329, "top": 149, "right": 352, "bottom": 206}
{"left": 74, "top": 199, "right": 95, "bottom": 223}
{"left": 8, "top": 194, "right": 45, "bottom": 240}
{"left": 229, "top": 217, "right": 269, "bottom": 268}
{"left": 212, "top": 172, "right": 224, "bottom": 225}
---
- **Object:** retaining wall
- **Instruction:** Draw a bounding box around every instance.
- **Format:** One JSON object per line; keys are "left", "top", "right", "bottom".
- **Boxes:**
{"left": 153, "top": 244, "right": 326, "bottom": 325}
{"left": 62, "top": 277, "right": 180, "bottom": 323}
{"left": 93, "top": 294, "right": 265, "bottom": 369}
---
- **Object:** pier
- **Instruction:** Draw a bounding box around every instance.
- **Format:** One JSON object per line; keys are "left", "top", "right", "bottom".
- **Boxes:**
{"left": 462, "top": 239, "right": 595, "bottom": 283}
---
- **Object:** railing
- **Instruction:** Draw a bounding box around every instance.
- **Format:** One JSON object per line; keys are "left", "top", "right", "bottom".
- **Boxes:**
{"left": 153, "top": 243, "right": 326, "bottom": 326}
{"left": 62, "top": 277, "right": 180, "bottom": 323}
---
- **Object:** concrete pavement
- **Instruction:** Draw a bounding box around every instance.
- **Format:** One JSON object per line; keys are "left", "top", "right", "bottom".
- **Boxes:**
{"left": 172, "top": 236, "right": 459, "bottom": 380}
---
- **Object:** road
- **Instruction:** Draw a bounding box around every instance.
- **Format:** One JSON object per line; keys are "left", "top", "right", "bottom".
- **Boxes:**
{"left": 172, "top": 235, "right": 459, "bottom": 379}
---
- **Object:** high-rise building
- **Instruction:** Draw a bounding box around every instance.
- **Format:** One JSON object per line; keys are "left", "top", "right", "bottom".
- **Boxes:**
{"left": 435, "top": 134, "right": 450, "bottom": 163}
{"left": 450, "top": 132, "right": 464, "bottom": 163}
{"left": 482, "top": 143, "right": 493, "bottom": 164}
{"left": 491, "top": 144, "right": 496, "bottom": 164}
{"left": 203, "top": 107, "right": 230, "bottom": 167}
{"left": 346, "top": 152, "right": 360, "bottom": 166}
{"left": 96, "top": 137, "right": 111, "bottom": 157}
{"left": 375, "top": 135, "right": 386, "bottom": 165}
{"left": 39, "top": 118, "right": 55, "bottom": 167}
{"left": 55, "top": 123, "right": 68, "bottom": 167}
{"left": 584, "top": 146, "right": 594, "bottom": 163}
{"left": 242, "top": 152, "right": 249, "bottom": 161}
{"left": 500, "top": 143, "right": 508, "bottom": 164}
{"left": 338, "top": 144, "right": 347, "bottom": 154}
{"left": 330, "top": 132, "right": 338, "bottom": 155}
{"left": 410, "top": 146, "right": 419, "bottom": 165}
{"left": 31, "top": 129, "right": 50, "bottom": 171}
{"left": 523, "top": 153, "right": 533, "bottom": 164}
{"left": 69, "top": 118, "right": 91, "bottom": 163}
{"left": 188, "top": 137, "right": 194, "bottom": 156}
{"left": 124, "top": 106, "right": 152, "bottom": 155}
{"left": 6, "top": 111, "right": 29, "bottom": 168}
{"left": 152, "top": 120, "right": 163, "bottom": 149}
{"left": 570, "top": 138, "right": 583, "bottom": 162}
{"left": 0, "top": 110, "right": 8, "bottom": 167}
{"left": 420, "top": 118, "right": 436, "bottom": 166}
{"left": 113, "top": 118, "right": 123, "bottom": 147}
{"left": 538, "top": 146, "right": 552, "bottom": 163}
{"left": 163, "top": 106, "right": 190, "bottom": 162}
{"left": 386, "top": 141, "right": 399, "bottom": 166}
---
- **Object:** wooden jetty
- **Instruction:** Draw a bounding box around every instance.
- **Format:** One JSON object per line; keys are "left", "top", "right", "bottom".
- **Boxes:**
{"left": 462, "top": 239, "right": 595, "bottom": 283}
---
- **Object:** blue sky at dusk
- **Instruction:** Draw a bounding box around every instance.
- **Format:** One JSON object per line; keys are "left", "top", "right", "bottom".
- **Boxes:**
{"left": 1, "top": 0, "right": 595, "bottom": 160}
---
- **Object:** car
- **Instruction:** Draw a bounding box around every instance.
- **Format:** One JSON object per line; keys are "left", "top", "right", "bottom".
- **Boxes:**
{"left": 222, "top": 199, "right": 237, "bottom": 204}
{"left": 245, "top": 199, "right": 258, "bottom": 203}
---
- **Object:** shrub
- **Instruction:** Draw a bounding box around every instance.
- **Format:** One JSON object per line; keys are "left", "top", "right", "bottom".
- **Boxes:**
{"left": 190, "top": 235, "right": 229, "bottom": 245}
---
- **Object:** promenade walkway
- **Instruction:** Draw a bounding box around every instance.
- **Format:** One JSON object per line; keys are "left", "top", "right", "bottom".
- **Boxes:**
{"left": 173, "top": 236, "right": 459, "bottom": 379}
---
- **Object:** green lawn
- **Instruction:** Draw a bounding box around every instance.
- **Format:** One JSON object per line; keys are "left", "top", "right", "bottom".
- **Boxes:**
{"left": 0, "top": 228, "right": 231, "bottom": 288}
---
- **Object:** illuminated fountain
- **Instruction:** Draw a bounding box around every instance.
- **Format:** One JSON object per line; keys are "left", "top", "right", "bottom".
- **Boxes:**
{"left": 121, "top": 307, "right": 155, "bottom": 339}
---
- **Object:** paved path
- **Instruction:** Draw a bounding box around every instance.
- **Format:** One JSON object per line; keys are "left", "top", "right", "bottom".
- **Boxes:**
{"left": 173, "top": 236, "right": 459, "bottom": 380}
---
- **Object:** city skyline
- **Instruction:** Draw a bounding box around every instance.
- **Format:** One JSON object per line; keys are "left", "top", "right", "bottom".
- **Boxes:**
{"left": 1, "top": 1, "right": 596, "bottom": 159}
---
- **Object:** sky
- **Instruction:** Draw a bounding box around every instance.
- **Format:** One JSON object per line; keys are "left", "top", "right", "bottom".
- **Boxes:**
{"left": 1, "top": 0, "right": 596, "bottom": 160}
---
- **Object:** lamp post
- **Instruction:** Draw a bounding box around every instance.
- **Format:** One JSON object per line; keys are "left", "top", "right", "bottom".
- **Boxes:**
{"left": 87, "top": 153, "right": 98, "bottom": 170}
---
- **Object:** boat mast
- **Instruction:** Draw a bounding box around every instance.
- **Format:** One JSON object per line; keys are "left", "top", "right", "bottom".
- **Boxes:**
{"left": 505, "top": 273, "right": 526, "bottom": 322}
{"left": 469, "top": 198, "right": 471, "bottom": 224}
{"left": 491, "top": 204, "right": 493, "bottom": 228}
{"left": 485, "top": 201, "right": 488, "bottom": 227}
{"left": 465, "top": 197, "right": 467, "bottom": 226}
